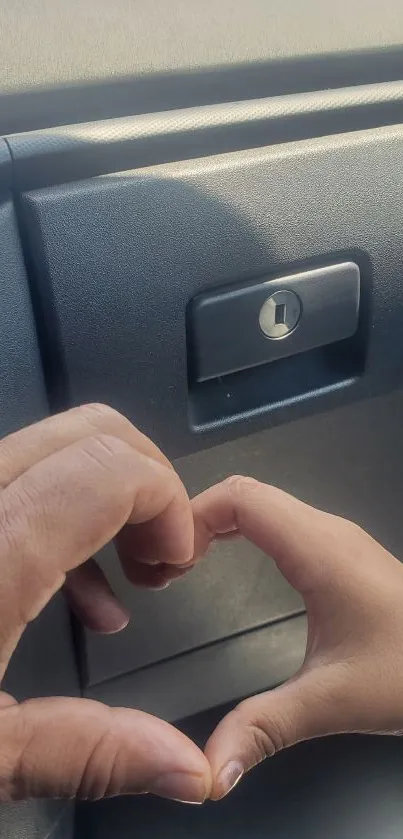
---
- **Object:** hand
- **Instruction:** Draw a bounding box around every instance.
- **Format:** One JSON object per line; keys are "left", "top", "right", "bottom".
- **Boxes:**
{"left": 0, "top": 404, "right": 211, "bottom": 803}
{"left": 193, "top": 476, "right": 403, "bottom": 800}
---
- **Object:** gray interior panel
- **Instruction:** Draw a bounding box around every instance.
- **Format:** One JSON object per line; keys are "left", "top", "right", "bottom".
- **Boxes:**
{"left": 83, "top": 388, "right": 403, "bottom": 714}
{"left": 85, "top": 539, "right": 302, "bottom": 685}
{"left": 3, "top": 596, "right": 79, "bottom": 702}
{"left": 7, "top": 80, "right": 403, "bottom": 190}
{"left": 0, "top": 139, "right": 11, "bottom": 189}
{"left": 0, "top": 801, "right": 73, "bottom": 839}
{"left": 19, "top": 125, "right": 403, "bottom": 456}
{"left": 76, "top": 733, "right": 403, "bottom": 839}
{"left": 0, "top": 198, "right": 47, "bottom": 435}
{"left": 85, "top": 615, "right": 306, "bottom": 722}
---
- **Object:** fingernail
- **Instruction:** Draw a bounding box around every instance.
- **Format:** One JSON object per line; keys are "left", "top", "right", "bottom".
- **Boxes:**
{"left": 149, "top": 772, "right": 207, "bottom": 804}
{"left": 214, "top": 761, "right": 244, "bottom": 800}
{"left": 101, "top": 616, "right": 130, "bottom": 634}
{"left": 88, "top": 606, "right": 130, "bottom": 635}
{"left": 176, "top": 559, "right": 195, "bottom": 569}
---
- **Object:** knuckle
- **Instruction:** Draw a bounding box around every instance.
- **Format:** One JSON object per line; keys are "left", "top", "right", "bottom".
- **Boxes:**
{"left": 0, "top": 441, "right": 17, "bottom": 490}
{"left": 327, "top": 512, "right": 363, "bottom": 541}
{"left": 0, "top": 483, "right": 60, "bottom": 626}
{"left": 77, "top": 708, "right": 136, "bottom": 801}
{"left": 344, "top": 518, "right": 365, "bottom": 539}
{"left": 78, "top": 435, "right": 139, "bottom": 518}
{"left": 224, "top": 475, "right": 260, "bottom": 499}
{"left": 0, "top": 705, "right": 34, "bottom": 801}
{"left": 78, "top": 403, "right": 130, "bottom": 433}
{"left": 77, "top": 729, "right": 116, "bottom": 800}
{"left": 77, "top": 404, "right": 171, "bottom": 471}
{"left": 224, "top": 476, "right": 260, "bottom": 529}
{"left": 233, "top": 700, "right": 285, "bottom": 762}
{"left": 77, "top": 402, "right": 120, "bottom": 422}
{"left": 0, "top": 477, "right": 43, "bottom": 544}
{"left": 80, "top": 433, "right": 131, "bottom": 466}
{"left": 0, "top": 497, "right": 21, "bottom": 554}
{"left": 12, "top": 478, "right": 55, "bottom": 539}
{"left": 78, "top": 435, "right": 138, "bottom": 511}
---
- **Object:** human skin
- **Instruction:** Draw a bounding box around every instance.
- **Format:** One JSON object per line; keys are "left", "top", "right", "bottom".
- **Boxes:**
{"left": 1, "top": 404, "right": 403, "bottom": 804}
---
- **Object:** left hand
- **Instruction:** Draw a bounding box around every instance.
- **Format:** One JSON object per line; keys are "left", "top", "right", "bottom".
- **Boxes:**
{"left": 0, "top": 404, "right": 210, "bottom": 802}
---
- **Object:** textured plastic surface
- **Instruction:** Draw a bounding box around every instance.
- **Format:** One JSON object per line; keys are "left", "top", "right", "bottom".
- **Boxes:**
{"left": 7, "top": 81, "right": 403, "bottom": 189}
{"left": 19, "top": 124, "right": 403, "bottom": 456}
{"left": 0, "top": 801, "right": 74, "bottom": 839}
{"left": 190, "top": 262, "right": 360, "bottom": 381}
{"left": 0, "top": 199, "right": 47, "bottom": 435}
{"left": 0, "top": 138, "right": 12, "bottom": 188}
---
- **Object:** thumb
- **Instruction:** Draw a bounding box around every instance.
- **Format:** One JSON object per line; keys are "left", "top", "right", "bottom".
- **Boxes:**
{"left": 0, "top": 694, "right": 211, "bottom": 803}
{"left": 205, "top": 669, "right": 346, "bottom": 800}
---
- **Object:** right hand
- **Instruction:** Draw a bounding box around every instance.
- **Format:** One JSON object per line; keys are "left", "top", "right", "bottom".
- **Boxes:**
{"left": 192, "top": 476, "right": 403, "bottom": 800}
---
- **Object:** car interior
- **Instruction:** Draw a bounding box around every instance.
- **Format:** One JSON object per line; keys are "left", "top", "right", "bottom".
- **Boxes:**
{"left": 3, "top": 1, "right": 403, "bottom": 837}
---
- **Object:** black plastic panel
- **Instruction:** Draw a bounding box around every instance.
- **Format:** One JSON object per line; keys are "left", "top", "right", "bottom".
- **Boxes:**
{"left": 0, "top": 198, "right": 47, "bottom": 435}
{"left": 189, "top": 262, "right": 360, "bottom": 381}
{"left": 0, "top": 138, "right": 11, "bottom": 189}
{"left": 85, "top": 615, "right": 306, "bottom": 721}
{"left": 0, "top": 801, "right": 74, "bottom": 839}
{"left": 82, "top": 388, "right": 403, "bottom": 707}
{"left": 20, "top": 124, "right": 403, "bottom": 457}
{"left": 84, "top": 539, "right": 302, "bottom": 688}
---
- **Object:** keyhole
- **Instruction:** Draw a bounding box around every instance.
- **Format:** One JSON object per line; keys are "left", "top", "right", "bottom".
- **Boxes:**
{"left": 274, "top": 302, "right": 286, "bottom": 325}
{"left": 259, "top": 289, "right": 301, "bottom": 338}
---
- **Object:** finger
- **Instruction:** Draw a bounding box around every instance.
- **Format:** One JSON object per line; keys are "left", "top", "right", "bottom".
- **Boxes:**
{"left": 116, "top": 559, "right": 194, "bottom": 591}
{"left": 204, "top": 669, "right": 348, "bottom": 800}
{"left": 0, "top": 434, "right": 193, "bottom": 675}
{"left": 0, "top": 404, "right": 191, "bottom": 625}
{"left": 115, "top": 492, "right": 194, "bottom": 571}
{"left": 194, "top": 477, "right": 395, "bottom": 798}
{"left": 192, "top": 476, "right": 349, "bottom": 594}
{"left": 63, "top": 559, "right": 192, "bottom": 630}
{"left": 0, "top": 695, "right": 211, "bottom": 802}
{"left": 0, "top": 403, "right": 172, "bottom": 485}
{"left": 63, "top": 561, "right": 192, "bottom": 632}
{"left": 64, "top": 561, "right": 130, "bottom": 634}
